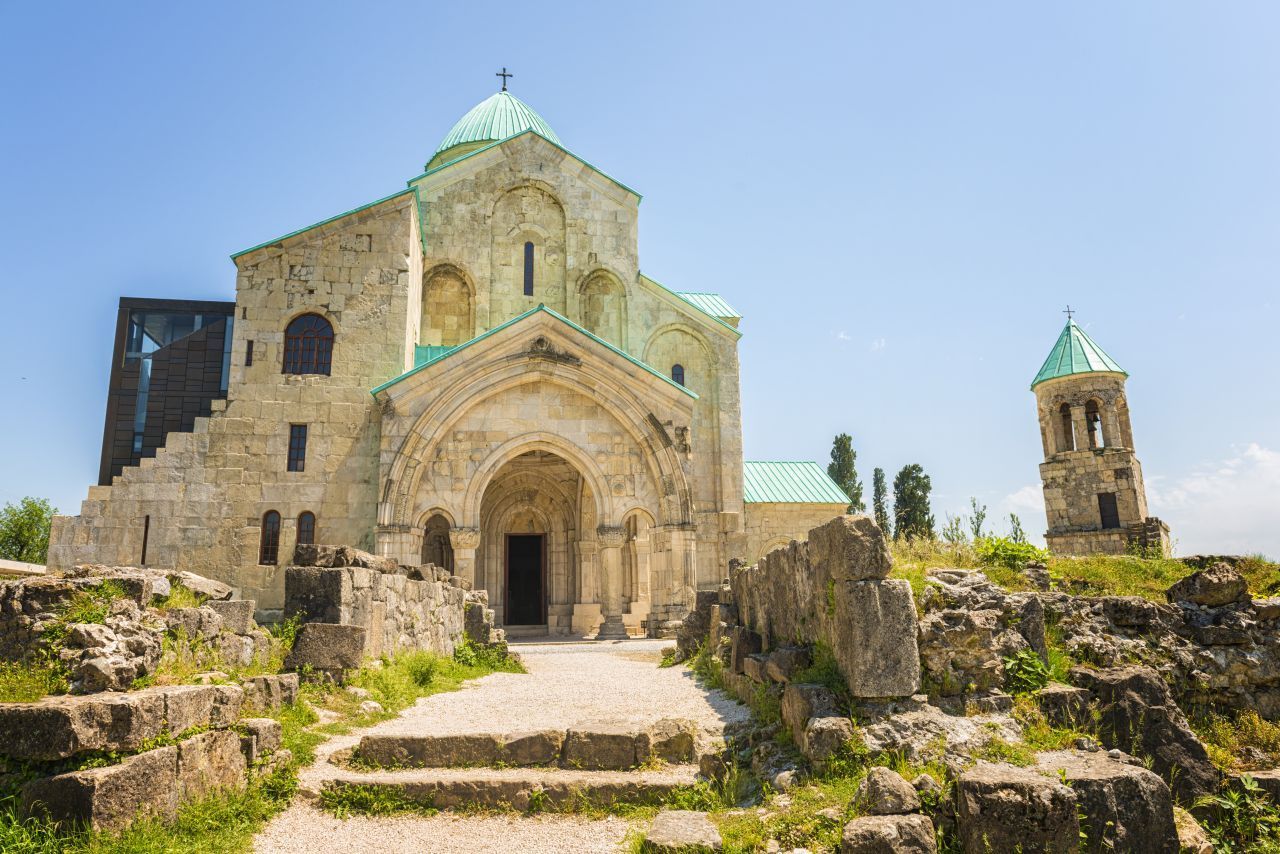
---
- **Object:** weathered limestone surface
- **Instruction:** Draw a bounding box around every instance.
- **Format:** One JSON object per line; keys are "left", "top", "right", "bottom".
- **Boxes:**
{"left": 729, "top": 516, "right": 920, "bottom": 698}
{"left": 21, "top": 745, "right": 180, "bottom": 830}
{"left": 283, "top": 622, "right": 367, "bottom": 677}
{"left": 1035, "top": 750, "right": 1178, "bottom": 854}
{"left": 854, "top": 766, "right": 921, "bottom": 815}
{"left": 643, "top": 809, "right": 722, "bottom": 852}
{"left": 955, "top": 761, "right": 1079, "bottom": 853}
{"left": 241, "top": 673, "right": 300, "bottom": 713}
{"left": 840, "top": 814, "right": 936, "bottom": 854}
{"left": 284, "top": 563, "right": 469, "bottom": 659}
{"left": 177, "top": 729, "right": 247, "bottom": 800}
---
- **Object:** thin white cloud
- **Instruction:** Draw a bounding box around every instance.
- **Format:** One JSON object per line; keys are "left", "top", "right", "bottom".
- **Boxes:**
{"left": 1148, "top": 443, "right": 1280, "bottom": 559}
{"left": 870, "top": 337, "right": 887, "bottom": 352}
{"left": 835, "top": 330, "right": 852, "bottom": 341}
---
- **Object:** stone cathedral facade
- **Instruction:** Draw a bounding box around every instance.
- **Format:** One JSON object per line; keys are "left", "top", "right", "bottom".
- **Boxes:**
{"left": 48, "top": 89, "right": 850, "bottom": 635}
{"left": 1031, "top": 318, "right": 1171, "bottom": 557}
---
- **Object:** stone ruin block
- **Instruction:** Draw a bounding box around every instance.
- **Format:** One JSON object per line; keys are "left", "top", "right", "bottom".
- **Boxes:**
{"left": 1035, "top": 750, "right": 1178, "bottom": 853}
{"left": 956, "top": 761, "right": 1080, "bottom": 853}
{"left": 238, "top": 717, "right": 283, "bottom": 765}
{"left": 283, "top": 622, "right": 366, "bottom": 678}
{"left": 283, "top": 566, "right": 353, "bottom": 624}
{"left": 207, "top": 599, "right": 256, "bottom": 635}
{"left": 0, "top": 690, "right": 166, "bottom": 761}
{"left": 831, "top": 579, "right": 920, "bottom": 698}
{"left": 20, "top": 744, "right": 180, "bottom": 830}
{"left": 291, "top": 544, "right": 399, "bottom": 574}
{"left": 241, "top": 673, "right": 300, "bottom": 713}
{"left": 177, "top": 729, "right": 246, "bottom": 801}
{"left": 841, "top": 814, "right": 936, "bottom": 853}
{"left": 807, "top": 514, "right": 892, "bottom": 582}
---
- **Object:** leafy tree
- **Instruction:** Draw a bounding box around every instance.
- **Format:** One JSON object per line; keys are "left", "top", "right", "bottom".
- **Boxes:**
{"left": 941, "top": 514, "right": 967, "bottom": 545}
{"left": 827, "top": 433, "right": 865, "bottom": 513}
{"left": 892, "top": 464, "right": 935, "bottom": 541}
{"left": 872, "top": 468, "right": 890, "bottom": 534}
{"left": 1008, "top": 513, "right": 1027, "bottom": 544}
{"left": 0, "top": 497, "right": 56, "bottom": 564}
{"left": 969, "top": 497, "right": 988, "bottom": 540}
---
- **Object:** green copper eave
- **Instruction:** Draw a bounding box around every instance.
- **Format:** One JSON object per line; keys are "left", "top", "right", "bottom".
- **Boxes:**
{"left": 371, "top": 304, "right": 699, "bottom": 399}
{"left": 1031, "top": 319, "right": 1127, "bottom": 389}
{"left": 639, "top": 274, "right": 742, "bottom": 339}
{"left": 743, "top": 461, "right": 851, "bottom": 504}
{"left": 230, "top": 188, "right": 415, "bottom": 260}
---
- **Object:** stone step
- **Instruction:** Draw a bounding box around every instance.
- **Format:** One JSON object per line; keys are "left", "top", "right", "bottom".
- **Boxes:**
{"left": 354, "top": 720, "right": 699, "bottom": 771}
{"left": 307, "top": 763, "right": 703, "bottom": 812}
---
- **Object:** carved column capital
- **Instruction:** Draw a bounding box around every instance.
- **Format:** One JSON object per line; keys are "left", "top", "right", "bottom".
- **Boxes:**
{"left": 596, "top": 525, "right": 626, "bottom": 549}
{"left": 449, "top": 527, "right": 481, "bottom": 550}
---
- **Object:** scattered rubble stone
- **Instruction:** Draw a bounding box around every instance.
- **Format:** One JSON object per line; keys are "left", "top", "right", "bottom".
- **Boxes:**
{"left": 854, "top": 766, "right": 921, "bottom": 815}
{"left": 643, "top": 809, "right": 722, "bottom": 852}
{"left": 1166, "top": 562, "right": 1249, "bottom": 607}
{"left": 1035, "top": 750, "right": 1178, "bottom": 853}
{"left": 839, "top": 814, "right": 936, "bottom": 853}
{"left": 956, "top": 762, "right": 1079, "bottom": 853}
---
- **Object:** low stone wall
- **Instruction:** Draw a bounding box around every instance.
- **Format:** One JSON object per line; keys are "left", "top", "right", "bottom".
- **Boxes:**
{"left": 282, "top": 545, "right": 500, "bottom": 672}
{"left": 727, "top": 515, "right": 921, "bottom": 699}
{"left": 2, "top": 674, "right": 297, "bottom": 830}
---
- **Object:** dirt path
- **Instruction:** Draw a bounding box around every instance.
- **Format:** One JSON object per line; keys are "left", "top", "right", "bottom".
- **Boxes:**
{"left": 254, "top": 638, "right": 745, "bottom": 853}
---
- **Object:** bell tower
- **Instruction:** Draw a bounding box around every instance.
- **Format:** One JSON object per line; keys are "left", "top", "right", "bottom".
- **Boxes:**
{"left": 1031, "top": 314, "right": 1170, "bottom": 556}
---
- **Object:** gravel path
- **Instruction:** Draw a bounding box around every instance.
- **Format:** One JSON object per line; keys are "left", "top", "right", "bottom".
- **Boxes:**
{"left": 255, "top": 803, "right": 633, "bottom": 854}
{"left": 371, "top": 638, "right": 748, "bottom": 737}
{"left": 254, "top": 639, "right": 744, "bottom": 853}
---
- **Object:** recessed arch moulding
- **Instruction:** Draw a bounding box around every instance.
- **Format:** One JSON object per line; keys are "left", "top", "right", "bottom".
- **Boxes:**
{"left": 374, "top": 318, "right": 701, "bottom": 636}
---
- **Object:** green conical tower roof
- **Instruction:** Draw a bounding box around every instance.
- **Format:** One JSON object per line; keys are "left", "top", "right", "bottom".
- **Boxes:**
{"left": 1031, "top": 319, "right": 1127, "bottom": 389}
{"left": 430, "top": 91, "right": 561, "bottom": 169}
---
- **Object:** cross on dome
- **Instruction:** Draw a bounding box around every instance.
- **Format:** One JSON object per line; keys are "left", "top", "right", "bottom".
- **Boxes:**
{"left": 496, "top": 67, "right": 513, "bottom": 91}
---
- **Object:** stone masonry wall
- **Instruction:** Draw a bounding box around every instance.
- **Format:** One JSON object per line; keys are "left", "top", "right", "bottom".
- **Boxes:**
{"left": 743, "top": 502, "right": 849, "bottom": 566}
{"left": 728, "top": 515, "right": 921, "bottom": 698}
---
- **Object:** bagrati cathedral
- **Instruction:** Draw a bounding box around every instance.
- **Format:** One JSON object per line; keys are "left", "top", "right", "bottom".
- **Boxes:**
{"left": 48, "top": 80, "right": 851, "bottom": 636}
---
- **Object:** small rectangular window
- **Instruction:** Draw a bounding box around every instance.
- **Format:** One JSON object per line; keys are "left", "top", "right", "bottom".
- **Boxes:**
{"left": 1098, "top": 492, "right": 1120, "bottom": 530}
{"left": 245, "top": 340, "right": 254, "bottom": 366}
{"left": 288, "top": 424, "right": 308, "bottom": 472}
{"left": 523, "top": 241, "right": 535, "bottom": 296}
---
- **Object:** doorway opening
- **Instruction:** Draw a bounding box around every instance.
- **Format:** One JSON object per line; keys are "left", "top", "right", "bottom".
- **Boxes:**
{"left": 505, "top": 534, "right": 545, "bottom": 625}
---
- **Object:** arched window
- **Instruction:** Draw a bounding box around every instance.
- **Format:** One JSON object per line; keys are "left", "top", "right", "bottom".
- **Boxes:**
{"left": 282, "top": 314, "right": 333, "bottom": 375}
{"left": 1085, "top": 399, "right": 1105, "bottom": 448}
{"left": 671, "top": 363, "right": 685, "bottom": 386}
{"left": 1058, "top": 403, "right": 1075, "bottom": 453}
{"left": 258, "top": 511, "right": 281, "bottom": 565}
{"left": 297, "top": 511, "right": 315, "bottom": 547}
{"left": 523, "top": 241, "right": 535, "bottom": 296}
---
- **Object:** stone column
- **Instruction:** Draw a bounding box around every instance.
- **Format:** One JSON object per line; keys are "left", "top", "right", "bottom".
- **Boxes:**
{"left": 1070, "top": 405, "right": 1089, "bottom": 451}
{"left": 595, "top": 525, "right": 628, "bottom": 639}
{"left": 449, "top": 527, "right": 480, "bottom": 587}
{"left": 634, "top": 534, "right": 652, "bottom": 604}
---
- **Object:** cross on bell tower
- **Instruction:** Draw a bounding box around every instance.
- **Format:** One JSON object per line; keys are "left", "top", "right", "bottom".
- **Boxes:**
{"left": 1063, "top": 305, "right": 1075, "bottom": 322}
{"left": 496, "top": 67, "right": 513, "bottom": 91}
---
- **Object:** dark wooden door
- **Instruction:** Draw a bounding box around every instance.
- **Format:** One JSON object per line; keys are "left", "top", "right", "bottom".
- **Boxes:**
{"left": 505, "top": 534, "right": 545, "bottom": 625}
{"left": 1098, "top": 492, "right": 1121, "bottom": 530}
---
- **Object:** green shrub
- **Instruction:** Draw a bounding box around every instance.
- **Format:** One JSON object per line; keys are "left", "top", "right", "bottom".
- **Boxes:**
{"left": 976, "top": 537, "right": 1048, "bottom": 570}
{"left": 1199, "top": 775, "right": 1280, "bottom": 852}
{"left": 1003, "top": 648, "right": 1051, "bottom": 695}
{"left": 405, "top": 651, "right": 438, "bottom": 688}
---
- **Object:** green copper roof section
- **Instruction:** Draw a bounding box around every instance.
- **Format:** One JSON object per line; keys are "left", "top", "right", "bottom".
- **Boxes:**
{"left": 434, "top": 92, "right": 561, "bottom": 160}
{"left": 414, "top": 345, "right": 457, "bottom": 366}
{"left": 743, "top": 461, "right": 851, "bottom": 504}
{"left": 676, "top": 292, "right": 740, "bottom": 319}
{"left": 230, "top": 188, "right": 414, "bottom": 260}
{"left": 1031, "top": 320, "right": 1128, "bottom": 389}
{"left": 639, "top": 274, "right": 742, "bottom": 339}
{"left": 372, "top": 304, "right": 698, "bottom": 399}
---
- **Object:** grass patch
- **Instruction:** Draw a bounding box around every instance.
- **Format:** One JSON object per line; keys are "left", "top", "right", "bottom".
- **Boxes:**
{"left": 690, "top": 641, "right": 725, "bottom": 691}
{"left": 1192, "top": 709, "right": 1280, "bottom": 773}
{"left": 973, "top": 734, "right": 1036, "bottom": 767}
{"left": 0, "top": 660, "right": 68, "bottom": 703}
{"left": 152, "top": 582, "right": 204, "bottom": 612}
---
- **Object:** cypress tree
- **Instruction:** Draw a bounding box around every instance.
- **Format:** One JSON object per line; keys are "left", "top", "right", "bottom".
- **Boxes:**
{"left": 892, "top": 464, "right": 935, "bottom": 541}
{"left": 826, "top": 433, "right": 865, "bottom": 512}
{"left": 872, "top": 468, "right": 890, "bottom": 534}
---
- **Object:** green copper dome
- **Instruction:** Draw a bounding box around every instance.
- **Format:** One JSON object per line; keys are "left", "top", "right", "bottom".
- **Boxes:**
{"left": 430, "top": 92, "right": 561, "bottom": 169}
{"left": 1031, "top": 319, "right": 1127, "bottom": 389}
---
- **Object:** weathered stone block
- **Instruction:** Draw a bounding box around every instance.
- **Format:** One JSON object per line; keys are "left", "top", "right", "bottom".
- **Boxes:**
{"left": 283, "top": 567, "right": 351, "bottom": 624}
{"left": 854, "top": 766, "right": 921, "bottom": 815}
{"left": 781, "top": 683, "right": 839, "bottom": 743}
{"left": 1035, "top": 684, "right": 1093, "bottom": 729}
{"left": 358, "top": 733, "right": 504, "bottom": 768}
{"left": 649, "top": 719, "right": 696, "bottom": 764}
{"left": 643, "top": 809, "right": 722, "bottom": 852}
{"left": 170, "top": 571, "right": 233, "bottom": 601}
{"left": 802, "top": 715, "right": 855, "bottom": 763}
{"left": 834, "top": 579, "right": 920, "bottom": 698}
{"left": 956, "top": 762, "right": 1079, "bottom": 853}
{"left": 563, "top": 724, "right": 643, "bottom": 770}
{"left": 1166, "top": 563, "right": 1248, "bottom": 607}
{"left": 0, "top": 691, "right": 166, "bottom": 760}
{"left": 840, "top": 814, "right": 936, "bottom": 853}
{"left": 728, "top": 626, "right": 761, "bottom": 674}
{"left": 284, "top": 622, "right": 366, "bottom": 675}
{"left": 742, "top": 653, "right": 769, "bottom": 683}
{"left": 1035, "top": 750, "right": 1178, "bottom": 854}
{"left": 177, "top": 729, "right": 246, "bottom": 800}
{"left": 764, "top": 646, "right": 811, "bottom": 683}
{"left": 21, "top": 745, "right": 179, "bottom": 830}
{"left": 501, "top": 730, "right": 563, "bottom": 765}
{"left": 808, "top": 515, "right": 892, "bottom": 581}
{"left": 207, "top": 599, "right": 255, "bottom": 635}
{"left": 291, "top": 544, "right": 398, "bottom": 573}
{"left": 1069, "top": 665, "right": 1219, "bottom": 804}
{"left": 239, "top": 718, "right": 283, "bottom": 764}
{"left": 241, "top": 673, "right": 300, "bottom": 712}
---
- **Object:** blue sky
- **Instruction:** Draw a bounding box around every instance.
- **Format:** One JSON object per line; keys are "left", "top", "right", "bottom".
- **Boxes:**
{"left": 2, "top": 2, "right": 1277, "bottom": 556}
